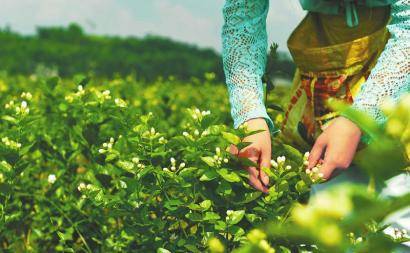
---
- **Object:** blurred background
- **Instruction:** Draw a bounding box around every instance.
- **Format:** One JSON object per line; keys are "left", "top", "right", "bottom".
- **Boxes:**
{"left": 0, "top": 0, "right": 305, "bottom": 82}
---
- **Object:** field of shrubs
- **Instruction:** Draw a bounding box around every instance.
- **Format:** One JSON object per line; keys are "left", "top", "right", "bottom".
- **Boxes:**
{"left": 0, "top": 72, "right": 408, "bottom": 252}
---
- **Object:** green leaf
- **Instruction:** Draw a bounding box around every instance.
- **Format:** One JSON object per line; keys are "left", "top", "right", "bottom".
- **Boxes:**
{"left": 295, "top": 180, "right": 308, "bottom": 194}
{"left": 216, "top": 181, "right": 232, "bottom": 195}
{"left": 199, "top": 200, "right": 212, "bottom": 211}
{"left": 268, "top": 103, "right": 284, "bottom": 112}
{"left": 116, "top": 160, "right": 134, "bottom": 171}
{"left": 217, "top": 168, "right": 241, "bottom": 183}
{"left": 201, "top": 156, "right": 215, "bottom": 167}
{"left": 236, "top": 142, "right": 252, "bottom": 151}
{"left": 203, "top": 212, "right": 221, "bottom": 221}
{"left": 227, "top": 210, "right": 245, "bottom": 225}
{"left": 184, "top": 244, "right": 200, "bottom": 253}
{"left": 157, "top": 248, "right": 171, "bottom": 253}
{"left": 222, "top": 131, "right": 241, "bottom": 145}
{"left": 1, "top": 115, "right": 17, "bottom": 124}
{"left": 164, "top": 199, "right": 183, "bottom": 211}
{"left": 199, "top": 169, "right": 218, "bottom": 181}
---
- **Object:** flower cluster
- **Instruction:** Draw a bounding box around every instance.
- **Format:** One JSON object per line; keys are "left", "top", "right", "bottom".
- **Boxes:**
{"left": 303, "top": 152, "right": 324, "bottom": 183}
{"left": 77, "top": 182, "right": 99, "bottom": 193}
{"left": 163, "top": 157, "right": 185, "bottom": 172}
{"left": 270, "top": 155, "right": 291, "bottom": 171}
{"left": 97, "top": 90, "right": 112, "bottom": 101}
{"left": 65, "top": 85, "right": 86, "bottom": 102}
{"left": 1, "top": 137, "right": 22, "bottom": 150}
{"left": 188, "top": 108, "right": 211, "bottom": 121}
{"left": 98, "top": 137, "right": 115, "bottom": 154}
{"left": 158, "top": 136, "right": 167, "bottom": 144}
{"left": 21, "top": 92, "right": 33, "bottom": 100}
{"left": 132, "top": 157, "right": 145, "bottom": 169}
{"left": 182, "top": 128, "right": 210, "bottom": 140}
{"left": 114, "top": 98, "right": 127, "bottom": 107}
{"left": 212, "top": 147, "right": 229, "bottom": 167}
{"left": 5, "top": 100, "right": 30, "bottom": 115}
{"left": 142, "top": 127, "right": 161, "bottom": 139}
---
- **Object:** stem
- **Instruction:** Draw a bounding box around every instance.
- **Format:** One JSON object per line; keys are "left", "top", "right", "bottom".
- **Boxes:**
{"left": 15, "top": 193, "right": 92, "bottom": 253}
{"left": 367, "top": 176, "right": 376, "bottom": 194}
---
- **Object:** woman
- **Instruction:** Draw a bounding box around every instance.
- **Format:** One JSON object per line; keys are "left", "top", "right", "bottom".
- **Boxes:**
{"left": 222, "top": 0, "right": 409, "bottom": 193}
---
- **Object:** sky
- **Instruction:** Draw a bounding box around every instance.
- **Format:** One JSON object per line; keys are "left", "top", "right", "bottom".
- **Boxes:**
{"left": 0, "top": 0, "right": 306, "bottom": 52}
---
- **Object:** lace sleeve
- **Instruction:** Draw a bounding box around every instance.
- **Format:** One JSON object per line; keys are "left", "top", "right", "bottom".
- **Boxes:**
{"left": 352, "top": 0, "right": 410, "bottom": 124}
{"left": 221, "top": 0, "right": 274, "bottom": 133}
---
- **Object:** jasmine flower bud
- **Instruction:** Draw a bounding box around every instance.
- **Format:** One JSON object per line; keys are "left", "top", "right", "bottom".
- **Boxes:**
{"left": 48, "top": 174, "right": 56, "bottom": 184}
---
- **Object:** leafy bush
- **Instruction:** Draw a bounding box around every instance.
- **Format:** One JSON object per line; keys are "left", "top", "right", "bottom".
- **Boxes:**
{"left": 0, "top": 74, "right": 408, "bottom": 252}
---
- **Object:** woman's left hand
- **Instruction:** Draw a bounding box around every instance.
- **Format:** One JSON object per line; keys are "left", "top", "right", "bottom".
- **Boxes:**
{"left": 307, "top": 117, "right": 362, "bottom": 180}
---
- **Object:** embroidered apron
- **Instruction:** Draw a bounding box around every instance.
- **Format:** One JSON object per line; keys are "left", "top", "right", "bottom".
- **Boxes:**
{"left": 278, "top": 6, "right": 391, "bottom": 151}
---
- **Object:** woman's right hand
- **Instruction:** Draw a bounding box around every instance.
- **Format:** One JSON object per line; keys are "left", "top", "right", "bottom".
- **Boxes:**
{"left": 229, "top": 118, "right": 271, "bottom": 193}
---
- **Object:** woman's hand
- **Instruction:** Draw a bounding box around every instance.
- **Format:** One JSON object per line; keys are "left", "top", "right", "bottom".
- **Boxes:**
{"left": 308, "top": 117, "right": 362, "bottom": 180}
{"left": 229, "top": 118, "right": 271, "bottom": 193}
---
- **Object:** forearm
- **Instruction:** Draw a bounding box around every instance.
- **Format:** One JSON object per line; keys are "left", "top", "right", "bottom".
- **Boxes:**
{"left": 222, "top": 0, "right": 274, "bottom": 133}
{"left": 352, "top": 0, "right": 410, "bottom": 124}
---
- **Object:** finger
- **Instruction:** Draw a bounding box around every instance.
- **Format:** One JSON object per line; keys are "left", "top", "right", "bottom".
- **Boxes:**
{"left": 317, "top": 160, "right": 337, "bottom": 180}
{"left": 229, "top": 144, "right": 238, "bottom": 155}
{"left": 247, "top": 166, "right": 269, "bottom": 194}
{"left": 308, "top": 138, "right": 326, "bottom": 170}
{"left": 259, "top": 150, "right": 271, "bottom": 186}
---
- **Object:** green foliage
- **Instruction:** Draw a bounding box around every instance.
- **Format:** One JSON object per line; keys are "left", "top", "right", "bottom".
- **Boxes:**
{"left": 0, "top": 23, "right": 224, "bottom": 81}
{"left": 0, "top": 74, "right": 313, "bottom": 252}
{"left": 0, "top": 74, "right": 408, "bottom": 252}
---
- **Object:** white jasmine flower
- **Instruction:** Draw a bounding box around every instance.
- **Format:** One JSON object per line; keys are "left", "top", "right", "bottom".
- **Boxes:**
{"left": 48, "top": 174, "right": 56, "bottom": 184}
{"left": 223, "top": 158, "right": 229, "bottom": 163}
{"left": 201, "top": 130, "right": 210, "bottom": 136}
{"left": 179, "top": 163, "right": 186, "bottom": 168}
{"left": 159, "top": 137, "right": 167, "bottom": 144}
{"left": 304, "top": 152, "right": 310, "bottom": 159}
{"left": 270, "top": 160, "right": 278, "bottom": 168}
{"left": 277, "top": 156, "right": 286, "bottom": 164}
{"left": 77, "top": 182, "right": 86, "bottom": 191}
